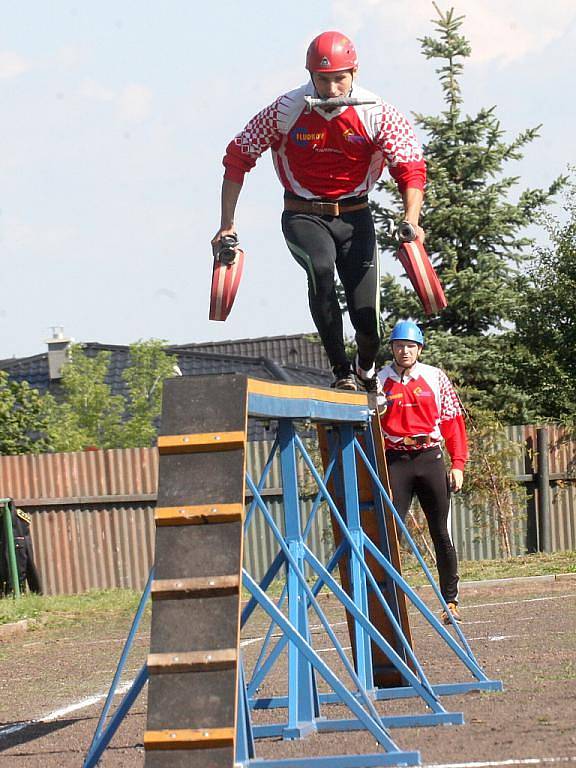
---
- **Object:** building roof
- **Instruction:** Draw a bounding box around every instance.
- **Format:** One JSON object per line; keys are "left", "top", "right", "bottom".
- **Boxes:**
{"left": 0, "top": 341, "right": 332, "bottom": 397}
{"left": 177, "top": 333, "right": 331, "bottom": 370}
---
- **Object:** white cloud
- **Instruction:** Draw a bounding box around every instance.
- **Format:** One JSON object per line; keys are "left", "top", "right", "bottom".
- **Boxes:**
{"left": 332, "top": 0, "right": 576, "bottom": 64}
{"left": 51, "top": 46, "right": 83, "bottom": 69}
{"left": 117, "top": 84, "right": 153, "bottom": 122}
{"left": 79, "top": 79, "right": 153, "bottom": 123}
{"left": 0, "top": 215, "right": 76, "bottom": 252}
{"left": 0, "top": 51, "right": 32, "bottom": 79}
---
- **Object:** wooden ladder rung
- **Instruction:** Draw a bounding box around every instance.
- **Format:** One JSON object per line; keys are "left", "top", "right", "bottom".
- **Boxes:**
{"left": 158, "top": 431, "right": 245, "bottom": 454}
{"left": 147, "top": 648, "right": 237, "bottom": 674}
{"left": 155, "top": 503, "right": 243, "bottom": 526}
{"left": 151, "top": 574, "right": 240, "bottom": 600}
{"left": 144, "top": 727, "right": 235, "bottom": 751}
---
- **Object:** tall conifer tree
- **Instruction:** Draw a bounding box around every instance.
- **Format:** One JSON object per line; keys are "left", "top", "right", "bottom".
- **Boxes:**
{"left": 372, "top": 5, "right": 563, "bottom": 418}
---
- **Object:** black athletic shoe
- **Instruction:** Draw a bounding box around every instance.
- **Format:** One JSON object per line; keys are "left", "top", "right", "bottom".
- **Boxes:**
{"left": 331, "top": 365, "right": 358, "bottom": 391}
{"left": 354, "top": 359, "right": 383, "bottom": 395}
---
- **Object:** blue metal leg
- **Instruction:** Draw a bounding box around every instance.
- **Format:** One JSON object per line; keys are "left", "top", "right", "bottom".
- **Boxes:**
{"left": 84, "top": 568, "right": 153, "bottom": 766}
{"left": 352, "top": 438, "right": 493, "bottom": 677}
{"left": 236, "top": 657, "right": 256, "bottom": 765}
{"left": 247, "top": 540, "right": 349, "bottom": 700}
{"left": 243, "top": 571, "right": 411, "bottom": 757}
{"left": 83, "top": 663, "right": 149, "bottom": 768}
{"left": 278, "top": 419, "right": 319, "bottom": 738}
{"left": 293, "top": 434, "right": 439, "bottom": 701}
{"left": 339, "top": 424, "right": 373, "bottom": 692}
{"left": 245, "top": 475, "right": 385, "bottom": 725}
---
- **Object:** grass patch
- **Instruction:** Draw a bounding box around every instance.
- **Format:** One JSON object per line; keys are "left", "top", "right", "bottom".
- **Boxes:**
{"left": 401, "top": 550, "right": 576, "bottom": 587}
{"left": 0, "top": 588, "right": 149, "bottom": 628}
{"left": 1, "top": 551, "right": 574, "bottom": 626}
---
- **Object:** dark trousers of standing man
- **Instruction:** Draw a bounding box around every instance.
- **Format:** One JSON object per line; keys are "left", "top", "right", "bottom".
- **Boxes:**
{"left": 386, "top": 447, "right": 459, "bottom": 604}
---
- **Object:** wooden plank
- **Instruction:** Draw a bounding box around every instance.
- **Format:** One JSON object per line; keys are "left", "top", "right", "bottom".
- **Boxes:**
{"left": 150, "top": 594, "right": 241, "bottom": 654}
{"left": 147, "top": 648, "right": 236, "bottom": 674}
{"left": 160, "top": 375, "right": 248, "bottom": 436}
{"left": 151, "top": 575, "right": 240, "bottom": 599}
{"left": 362, "top": 412, "right": 414, "bottom": 659}
{"left": 155, "top": 503, "right": 243, "bottom": 526}
{"left": 153, "top": 522, "right": 243, "bottom": 580}
{"left": 158, "top": 431, "right": 246, "bottom": 454}
{"left": 157, "top": 451, "right": 245, "bottom": 507}
{"left": 144, "top": 727, "right": 235, "bottom": 750}
{"left": 146, "top": 669, "right": 237, "bottom": 730}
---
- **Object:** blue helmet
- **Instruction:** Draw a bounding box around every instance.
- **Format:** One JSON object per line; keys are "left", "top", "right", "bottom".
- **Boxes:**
{"left": 389, "top": 321, "right": 424, "bottom": 346}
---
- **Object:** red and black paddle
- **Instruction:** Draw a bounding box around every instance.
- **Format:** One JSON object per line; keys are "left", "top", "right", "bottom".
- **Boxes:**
{"left": 395, "top": 225, "right": 447, "bottom": 316}
{"left": 209, "top": 236, "right": 245, "bottom": 322}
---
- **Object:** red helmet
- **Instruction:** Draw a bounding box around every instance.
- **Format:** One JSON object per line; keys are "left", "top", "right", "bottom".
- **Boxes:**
{"left": 306, "top": 31, "right": 358, "bottom": 73}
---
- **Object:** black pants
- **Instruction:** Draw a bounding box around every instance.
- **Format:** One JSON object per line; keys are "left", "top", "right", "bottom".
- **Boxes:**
{"left": 386, "top": 447, "right": 459, "bottom": 603}
{"left": 281, "top": 206, "right": 380, "bottom": 372}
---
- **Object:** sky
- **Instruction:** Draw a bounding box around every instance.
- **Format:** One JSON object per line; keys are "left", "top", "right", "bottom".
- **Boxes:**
{"left": 1, "top": 1, "right": 575, "bottom": 360}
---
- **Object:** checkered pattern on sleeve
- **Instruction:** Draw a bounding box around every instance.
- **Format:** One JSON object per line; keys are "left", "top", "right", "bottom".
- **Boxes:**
{"left": 439, "top": 370, "right": 463, "bottom": 422}
{"left": 232, "top": 98, "right": 284, "bottom": 159}
{"left": 374, "top": 102, "right": 423, "bottom": 166}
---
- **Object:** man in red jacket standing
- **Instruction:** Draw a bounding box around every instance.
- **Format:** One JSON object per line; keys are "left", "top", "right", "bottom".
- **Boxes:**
{"left": 378, "top": 321, "right": 468, "bottom": 624}
{"left": 212, "top": 31, "right": 426, "bottom": 393}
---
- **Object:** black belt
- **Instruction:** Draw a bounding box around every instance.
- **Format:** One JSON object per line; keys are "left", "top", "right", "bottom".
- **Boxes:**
{"left": 386, "top": 444, "right": 440, "bottom": 457}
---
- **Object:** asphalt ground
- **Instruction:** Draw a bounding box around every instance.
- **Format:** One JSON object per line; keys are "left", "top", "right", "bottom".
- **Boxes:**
{"left": 0, "top": 575, "right": 575, "bottom": 768}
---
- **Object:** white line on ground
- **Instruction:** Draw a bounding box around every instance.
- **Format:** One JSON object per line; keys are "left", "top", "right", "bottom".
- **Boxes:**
{"left": 425, "top": 757, "right": 576, "bottom": 767}
{"left": 455, "top": 634, "right": 524, "bottom": 643}
{"left": 0, "top": 680, "right": 135, "bottom": 739}
{"left": 241, "top": 597, "right": 571, "bottom": 648}
{"left": 316, "top": 644, "right": 352, "bottom": 654}
{"left": 467, "top": 594, "right": 576, "bottom": 610}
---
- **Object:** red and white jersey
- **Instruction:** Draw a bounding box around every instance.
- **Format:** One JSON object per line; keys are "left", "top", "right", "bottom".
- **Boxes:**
{"left": 223, "top": 81, "right": 426, "bottom": 199}
{"left": 378, "top": 361, "right": 468, "bottom": 470}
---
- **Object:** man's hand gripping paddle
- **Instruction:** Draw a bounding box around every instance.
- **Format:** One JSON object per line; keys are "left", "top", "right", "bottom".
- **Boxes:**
{"left": 209, "top": 234, "right": 245, "bottom": 322}
{"left": 393, "top": 221, "right": 447, "bottom": 316}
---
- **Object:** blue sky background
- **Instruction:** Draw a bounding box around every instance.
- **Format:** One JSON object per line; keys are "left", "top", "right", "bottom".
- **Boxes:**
{"left": 1, "top": 1, "right": 574, "bottom": 359}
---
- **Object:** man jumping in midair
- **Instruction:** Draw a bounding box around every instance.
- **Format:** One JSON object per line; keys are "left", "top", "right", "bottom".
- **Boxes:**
{"left": 213, "top": 31, "right": 426, "bottom": 393}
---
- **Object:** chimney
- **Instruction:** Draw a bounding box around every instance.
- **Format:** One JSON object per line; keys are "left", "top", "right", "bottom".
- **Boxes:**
{"left": 45, "top": 326, "right": 72, "bottom": 380}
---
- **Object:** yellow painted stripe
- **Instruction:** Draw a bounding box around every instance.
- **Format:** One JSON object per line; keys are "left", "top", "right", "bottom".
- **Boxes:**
{"left": 158, "top": 431, "right": 245, "bottom": 454}
{"left": 151, "top": 574, "right": 240, "bottom": 599}
{"left": 144, "top": 727, "right": 234, "bottom": 750}
{"left": 155, "top": 504, "right": 243, "bottom": 526}
{"left": 147, "top": 648, "right": 237, "bottom": 674}
{"left": 246, "top": 377, "right": 367, "bottom": 405}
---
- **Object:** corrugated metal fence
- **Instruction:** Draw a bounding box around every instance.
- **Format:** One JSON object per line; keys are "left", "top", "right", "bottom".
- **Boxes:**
{"left": 1, "top": 426, "right": 574, "bottom": 595}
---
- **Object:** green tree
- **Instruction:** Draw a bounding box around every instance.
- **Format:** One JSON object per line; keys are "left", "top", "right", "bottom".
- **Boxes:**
{"left": 119, "top": 339, "right": 180, "bottom": 447}
{"left": 45, "top": 345, "right": 124, "bottom": 451}
{"left": 371, "top": 4, "right": 563, "bottom": 420}
{"left": 512, "top": 177, "right": 576, "bottom": 419}
{"left": 45, "top": 340, "right": 179, "bottom": 451}
{"left": 0, "top": 372, "right": 52, "bottom": 454}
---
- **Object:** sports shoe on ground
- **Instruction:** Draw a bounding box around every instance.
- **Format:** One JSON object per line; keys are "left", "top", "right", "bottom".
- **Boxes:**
{"left": 331, "top": 365, "right": 358, "bottom": 391}
{"left": 440, "top": 602, "right": 462, "bottom": 625}
{"left": 354, "top": 357, "right": 383, "bottom": 395}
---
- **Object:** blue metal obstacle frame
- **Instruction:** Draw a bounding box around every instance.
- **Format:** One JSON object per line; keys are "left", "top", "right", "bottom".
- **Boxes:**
{"left": 84, "top": 381, "right": 501, "bottom": 768}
